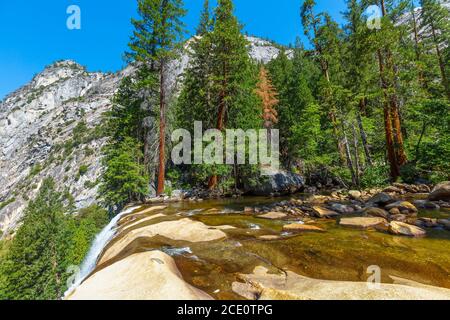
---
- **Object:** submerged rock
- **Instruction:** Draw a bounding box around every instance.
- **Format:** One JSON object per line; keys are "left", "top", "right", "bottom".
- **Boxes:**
{"left": 282, "top": 224, "right": 325, "bottom": 232}
{"left": 232, "top": 266, "right": 450, "bottom": 300}
{"left": 256, "top": 212, "right": 287, "bottom": 220}
{"left": 68, "top": 251, "right": 213, "bottom": 300}
{"left": 259, "top": 235, "right": 281, "bottom": 241}
{"left": 389, "top": 221, "right": 426, "bottom": 237}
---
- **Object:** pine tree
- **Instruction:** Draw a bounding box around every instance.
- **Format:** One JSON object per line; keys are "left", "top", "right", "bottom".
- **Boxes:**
{"left": 268, "top": 46, "right": 321, "bottom": 170}
{"left": 343, "top": 0, "right": 375, "bottom": 168}
{"left": 0, "top": 179, "right": 69, "bottom": 300}
{"left": 256, "top": 66, "right": 279, "bottom": 131}
{"left": 301, "top": 0, "right": 348, "bottom": 164}
{"left": 101, "top": 75, "right": 151, "bottom": 209}
{"left": 128, "top": 0, "right": 186, "bottom": 195}
{"left": 101, "top": 137, "right": 149, "bottom": 209}
{"left": 176, "top": 0, "right": 215, "bottom": 132}
{"left": 207, "top": 0, "right": 260, "bottom": 190}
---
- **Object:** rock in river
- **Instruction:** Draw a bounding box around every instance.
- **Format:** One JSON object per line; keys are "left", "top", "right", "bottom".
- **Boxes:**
{"left": 339, "top": 217, "right": 387, "bottom": 229}
{"left": 385, "top": 201, "right": 418, "bottom": 214}
{"left": 389, "top": 221, "right": 426, "bottom": 237}
{"left": 282, "top": 224, "right": 325, "bottom": 232}
{"left": 363, "top": 207, "right": 390, "bottom": 219}
{"left": 367, "top": 192, "right": 394, "bottom": 205}
{"left": 257, "top": 212, "right": 287, "bottom": 220}
{"left": 428, "top": 181, "right": 450, "bottom": 201}
{"left": 68, "top": 251, "right": 213, "bottom": 300}
{"left": 312, "top": 206, "right": 339, "bottom": 218}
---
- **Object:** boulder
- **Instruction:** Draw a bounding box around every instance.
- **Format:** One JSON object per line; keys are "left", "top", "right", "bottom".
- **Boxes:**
{"left": 244, "top": 171, "right": 304, "bottom": 196}
{"left": 367, "top": 192, "right": 394, "bottom": 205}
{"left": 232, "top": 266, "right": 450, "bottom": 300}
{"left": 383, "top": 186, "right": 403, "bottom": 194}
{"left": 390, "top": 214, "right": 408, "bottom": 222}
{"left": 437, "top": 219, "right": 450, "bottom": 230}
{"left": 329, "top": 203, "right": 355, "bottom": 214}
{"left": 282, "top": 224, "right": 325, "bottom": 232}
{"left": 363, "top": 207, "right": 390, "bottom": 219}
{"left": 68, "top": 251, "right": 213, "bottom": 300}
{"left": 256, "top": 212, "right": 287, "bottom": 220}
{"left": 348, "top": 190, "right": 362, "bottom": 199}
{"left": 418, "top": 218, "right": 439, "bottom": 228}
{"left": 389, "top": 221, "right": 426, "bottom": 237}
{"left": 389, "top": 208, "right": 401, "bottom": 215}
{"left": 385, "top": 201, "right": 418, "bottom": 214}
{"left": 312, "top": 206, "right": 339, "bottom": 218}
{"left": 413, "top": 200, "right": 440, "bottom": 210}
{"left": 428, "top": 182, "right": 450, "bottom": 201}
{"left": 339, "top": 217, "right": 387, "bottom": 229}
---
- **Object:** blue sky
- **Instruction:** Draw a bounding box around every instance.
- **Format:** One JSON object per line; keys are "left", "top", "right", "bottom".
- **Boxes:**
{"left": 0, "top": 0, "right": 347, "bottom": 100}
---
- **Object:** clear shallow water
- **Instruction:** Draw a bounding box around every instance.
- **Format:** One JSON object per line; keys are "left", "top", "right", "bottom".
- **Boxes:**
{"left": 90, "top": 196, "right": 450, "bottom": 299}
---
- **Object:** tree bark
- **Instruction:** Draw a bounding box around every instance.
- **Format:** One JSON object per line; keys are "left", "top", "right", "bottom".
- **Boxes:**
{"left": 208, "top": 61, "right": 228, "bottom": 190}
{"left": 342, "top": 124, "right": 357, "bottom": 186}
{"left": 378, "top": 50, "right": 400, "bottom": 179}
{"left": 352, "top": 124, "right": 361, "bottom": 186}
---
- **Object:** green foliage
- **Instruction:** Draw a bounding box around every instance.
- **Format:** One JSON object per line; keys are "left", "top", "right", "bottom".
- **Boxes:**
{"left": 175, "top": 0, "right": 261, "bottom": 191}
{"left": 0, "top": 179, "right": 108, "bottom": 300}
{"left": 28, "top": 163, "right": 42, "bottom": 178}
{"left": 0, "top": 198, "right": 15, "bottom": 211}
{"left": 100, "top": 137, "right": 149, "bottom": 209}
{"left": 360, "top": 165, "right": 390, "bottom": 189}
{"left": 78, "top": 165, "right": 89, "bottom": 176}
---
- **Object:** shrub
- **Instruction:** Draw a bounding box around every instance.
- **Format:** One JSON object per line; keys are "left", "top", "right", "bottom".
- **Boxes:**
{"left": 78, "top": 165, "right": 89, "bottom": 176}
{"left": 360, "top": 165, "right": 390, "bottom": 189}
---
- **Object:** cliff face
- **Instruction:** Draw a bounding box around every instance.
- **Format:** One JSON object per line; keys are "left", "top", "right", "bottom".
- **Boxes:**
{"left": 0, "top": 37, "right": 286, "bottom": 235}
{"left": 0, "top": 61, "right": 134, "bottom": 234}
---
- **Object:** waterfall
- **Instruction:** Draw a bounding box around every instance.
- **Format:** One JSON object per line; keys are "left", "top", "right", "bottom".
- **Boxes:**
{"left": 64, "top": 205, "right": 141, "bottom": 297}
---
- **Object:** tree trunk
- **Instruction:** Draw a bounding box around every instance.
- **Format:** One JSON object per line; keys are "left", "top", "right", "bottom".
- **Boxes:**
{"left": 208, "top": 61, "right": 228, "bottom": 190}
{"left": 157, "top": 62, "right": 166, "bottom": 196}
{"left": 378, "top": 50, "right": 400, "bottom": 180}
{"left": 379, "top": 0, "right": 407, "bottom": 171}
{"left": 342, "top": 125, "right": 357, "bottom": 186}
{"left": 352, "top": 124, "right": 361, "bottom": 186}
{"left": 357, "top": 99, "right": 373, "bottom": 166}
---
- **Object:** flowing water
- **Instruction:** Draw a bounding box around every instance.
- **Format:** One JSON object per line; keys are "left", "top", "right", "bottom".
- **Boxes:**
{"left": 64, "top": 205, "right": 142, "bottom": 297}
{"left": 75, "top": 196, "right": 450, "bottom": 299}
